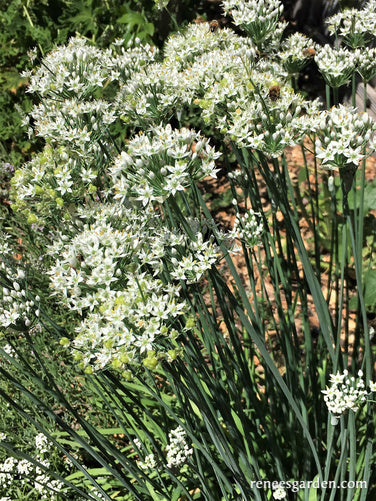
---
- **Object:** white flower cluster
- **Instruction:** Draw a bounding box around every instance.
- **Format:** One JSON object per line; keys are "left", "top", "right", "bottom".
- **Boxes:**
{"left": 170, "top": 232, "right": 220, "bottom": 283}
{"left": 273, "top": 486, "right": 287, "bottom": 500}
{"left": 47, "top": 205, "right": 219, "bottom": 372}
{"left": 0, "top": 268, "right": 40, "bottom": 329}
{"left": 24, "top": 36, "right": 156, "bottom": 98}
{"left": 138, "top": 452, "right": 158, "bottom": 470}
{"left": 315, "top": 45, "right": 356, "bottom": 88}
{"left": 166, "top": 426, "right": 193, "bottom": 469}
{"left": 114, "top": 61, "right": 182, "bottom": 125}
{"left": 0, "top": 233, "right": 12, "bottom": 257}
{"left": 322, "top": 370, "right": 369, "bottom": 424}
{"left": 117, "top": 23, "right": 257, "bottom": 126}
{"left": 154, "top": 0, "right": 169, "bottom": 10}
{"left": 13, "top": 38, "right": 158, "bottom": 230}
{"left": 188, "top": 47, "right": 257, "bottom": 123}
{"left": 229, "top": 208, "right": 263, "bottom": 248}
{"left": 0, "top": 457, "right": 17, "bottom": 489}
{"left": 163, "top": 22, "right": 246, "bottom": 68}
{"left": 0, "top": 433, "right": 64, "bottom": 499}
{"left": 226, "top": 80, "right": 321, "bottom": 158}
{"left": 326, "top": 2, "right": 376, "bottom": 48}
{"left": 222, "top": 0, "right": 284, "bottom": 47}
{"left": 35, "top": 433, "right": 51, "bottom": 455}
{"left": 280, "top": 33, "right": 315, "bottom": 74}
{"left": 137, "top": 425, "right": 192, "bottom": 471}
{"left": 10, "top": 142, "right": 104, "bottom": 230}
{"left": 22, "top": 37, "right": 156, "bottom": 158}
{"left": 314, "top": 105, "right": 376, "bottom": 171}
{"left": 0, "top": 345, "right": 17, "bottom": 367}
{"left": 355, "top": 47, "right": 376, "bottom": 83}
{"left": 110, "top": 124, "right": 220, "bottom": 205}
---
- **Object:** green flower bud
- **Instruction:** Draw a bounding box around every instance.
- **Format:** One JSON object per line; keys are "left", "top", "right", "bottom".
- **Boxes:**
{"left": 27, "top": 214, "right": 38, "bottom": 224}
{"left": 122, "top": 370, "right": 133, "bottom": 380}
{"left": 104, "top": 339, "right": 113, "bottom": 349}
{"left": 185, "top": 317, "right": 196, "bottom": 329}
{"left": 120, "top": 353, "right": 129, "bottom": 363}
{"left": 168, "top": 349, "right": 178, "bottom": 360}
{"left": 112, "top": 359, "right": 122, "bottom": 369}
{"left": 143, "top": 351, "right": 158, "bottom": 370}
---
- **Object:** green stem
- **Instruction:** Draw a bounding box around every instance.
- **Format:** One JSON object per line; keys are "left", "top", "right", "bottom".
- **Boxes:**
{"left": 328, "top": 416, "right": 348, "bottom": 501}
{"left": 333, "top": 87, "right": 339, "bottom": 107}
{"left": 334, "top": 225, "right": 347, "bottom": 373}
{"left": 346, "top": 212, "right": 372, "bottom": 382}
{"left": 351, "top": 73, "right": 357, "bottom": 108}
{"left": 321, "top": 416, "right": 336, "bottom": 501}
{"left": 23, "top": 5, "right": 44, "bottom": 56}
{"left": 347, "top": 411, "right": 357, "bottom": 501}
{"left": 326, "top": 84, "right": 331, "bottom": 109}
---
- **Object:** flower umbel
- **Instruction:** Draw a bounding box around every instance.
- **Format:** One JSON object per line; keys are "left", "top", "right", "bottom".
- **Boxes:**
{"left": 322, "top": 370, "right": 368, "bottom": 424}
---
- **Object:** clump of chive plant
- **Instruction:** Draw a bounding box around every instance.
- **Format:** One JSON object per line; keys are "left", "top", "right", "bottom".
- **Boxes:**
{"left": 1, "top": 0, "right": 376, "bottom": 499}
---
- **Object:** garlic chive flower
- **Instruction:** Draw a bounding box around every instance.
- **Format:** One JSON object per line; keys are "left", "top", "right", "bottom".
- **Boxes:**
{"left": 326, "top": 3, "right": 376, "bottom": 48}
{"left": 315, "top": 45, "right": 356, "bottom": 88}
{"left": 280, "top": 33, "right": 315, "bottom": 75}
{"left": 273, "top": 486, "right": 287, "bottom": 500}
{"left": 116, "top": 25, "right": 255, "bottom": 126}
{"left": 314, "top": 105, "right": 376, "bottom": 173}
{"left": 322, "top": 370, "right": 368, "bottom": 425}
{"left": 154, "top": 0, "right": 170, "bottom": 10}
{"left": 163, "top": 22, "right": 246, "bottom": 68}
{"left": 136, "top": 425, "right": 192, "bottom": 471}
{"left": 110, "top": 124, "right": 220, "bottom": 206}
{"left": 230, "top": 208, "right": 263, "bottom": 247}
{"left": 226, "top": 80, "right": 321, "bottom": 158}
{"left": 166, "top": 426, "right": 193, "bottom": 469}
{"left": 10, "top": 144, "right": 105, "bottom": 229}
{"left": 25, "top": 36, "right": 157, "bottom": 98}
{"left": 0, "top": 274, "right": 39, "bottom": 329}
{"left": 369, "top": 381, "right": 376, "bottom": 392}
{"left": 138, "top": 452, "right": 158, "bottom": 470}
{"left": 222, "top": 0, "right": 284, "bottom": 47}
{"left": 0, "top": 433, "right": 65, "bottom": 499}
{"left": 47, "top": 204, "right": 220, "bottom": 372}
{"left": 355, "top": 47, "right": 376, "bottom": 83}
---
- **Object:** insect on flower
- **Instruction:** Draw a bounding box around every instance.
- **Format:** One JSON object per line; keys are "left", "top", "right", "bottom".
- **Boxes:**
{"left": 302, "top": 47, "right": 316, "bottom": 57}
{"left": 268, "top": 85, "right": 280, "bottom": 101}
{"left": 209, "top": 20, "right": 220, "bottom": 33}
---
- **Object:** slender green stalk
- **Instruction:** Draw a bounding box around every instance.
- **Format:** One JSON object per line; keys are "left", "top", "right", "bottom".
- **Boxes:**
{"left": 321, "top": 417, "right": 336, "bottom": 501}
{"left": 346, "top": 213, "right": 372, "bottom": 382}
{"left": 335, "top": 226, "right": 347, "bottom": 373}
{"left": 333, "top": 86, "right": 339, "bottom": 106}
{"left": 347, "top": 411, "right": 357, "bottom": 501}
{"left": 328, "top": 417, "right": 348, "bottom": 501}
{"left": 326, "top": 84, "right": 331, "bottom": 109}
{"left": 351, "top": 73, "right": 357, "bottom": 108}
